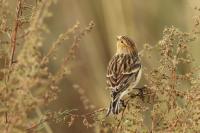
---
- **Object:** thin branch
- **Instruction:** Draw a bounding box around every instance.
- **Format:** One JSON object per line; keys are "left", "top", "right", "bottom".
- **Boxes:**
{"left": 40, "top": 22, "right": 80, "bottom": 65}
{"left": 5, "top": 0, "right": 23, "bottom": 125}
{"left": 26, "top": 108, "right": 106, "bottom": 131}
{"left": 9, "top": 0, "right": 22, "bottom": 67}
{"left": 54, "top": 21, "right": 95, "bottom": 84}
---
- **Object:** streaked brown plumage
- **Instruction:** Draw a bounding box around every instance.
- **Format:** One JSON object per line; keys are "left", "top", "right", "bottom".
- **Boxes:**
{"left": 106, "top": 36, "right": 142, "bottom": 115}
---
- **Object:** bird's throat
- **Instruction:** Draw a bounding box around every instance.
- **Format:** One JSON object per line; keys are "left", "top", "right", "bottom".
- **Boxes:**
{"left": 116, "top": 45, "right": 134, "bottom": 54}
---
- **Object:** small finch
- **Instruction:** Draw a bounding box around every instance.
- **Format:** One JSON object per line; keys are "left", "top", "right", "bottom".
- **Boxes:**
{"left": 106, "top": 35, "right": 142, "bottom": 116}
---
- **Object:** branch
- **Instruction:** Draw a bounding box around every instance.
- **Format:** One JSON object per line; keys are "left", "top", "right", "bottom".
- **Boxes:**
{"left": 5, "top": 0, "right": 23, "bottom": 125}
{"left": 26, "top": 108, "right": 106, "bottom": 131}
{"left": 9, "top": 0, "right": 22, "bottom": 67}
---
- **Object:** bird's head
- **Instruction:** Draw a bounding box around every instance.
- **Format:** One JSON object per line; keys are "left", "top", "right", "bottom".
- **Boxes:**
{"left": 116, "top": 35, "right": 137, "bottom": 54}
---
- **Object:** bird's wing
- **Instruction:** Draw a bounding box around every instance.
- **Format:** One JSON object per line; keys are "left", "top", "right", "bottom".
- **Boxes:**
{"left": 106, "top": 54, "right": 141, "bottom": 98}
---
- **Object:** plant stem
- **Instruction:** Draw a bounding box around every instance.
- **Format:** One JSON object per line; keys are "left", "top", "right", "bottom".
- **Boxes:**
{"left": 5, "top": 0, "right": 22, "bottom": 125}
{"left": 9, "top": 0, "right": 22, "bottom": 68}
{"left": 35, "top": 108, "right": 53, "bottom": 133}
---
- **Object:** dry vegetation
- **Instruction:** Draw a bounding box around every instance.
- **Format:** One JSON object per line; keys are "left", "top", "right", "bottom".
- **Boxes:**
{"left": 0, "top": 0, "right": 95, "bottom": 132}
{"left": 0, "top": 0, "right": 200, "bottom": 133}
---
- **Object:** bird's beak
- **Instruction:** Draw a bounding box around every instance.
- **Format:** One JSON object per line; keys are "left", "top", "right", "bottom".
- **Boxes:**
{"left": 117, "top": 36, "right": 121, "bottom": 41}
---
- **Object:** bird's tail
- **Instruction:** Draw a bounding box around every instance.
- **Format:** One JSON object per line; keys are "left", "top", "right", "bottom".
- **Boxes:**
{"left": 106, "top": 95, "right": 124, "bottom": 116}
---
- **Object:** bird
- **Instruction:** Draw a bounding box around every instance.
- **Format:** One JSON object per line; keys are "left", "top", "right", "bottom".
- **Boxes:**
{"left": 106, "top": 35, "right": 142, "bottom": 116}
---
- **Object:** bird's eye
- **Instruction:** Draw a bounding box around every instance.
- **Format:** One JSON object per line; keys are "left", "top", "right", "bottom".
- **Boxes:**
{"left": 121, "top": 41, "right": 123, "bottom": 43}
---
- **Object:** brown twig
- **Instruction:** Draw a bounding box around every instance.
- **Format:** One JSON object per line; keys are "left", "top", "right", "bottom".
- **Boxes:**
{"left": 54, "top": 21, "right": 95, "bottom": 83}
{"left": 62, "top": 21, "right": 95, "bottom": 67}
{"left": 9, "top": 0, "right": 22, "bottom": 68}
{"left": 40, "top": 22, "right": 80, "bottom": 65}
{"left": 5, "top": 0, "right": 23, "bottom": 124}
{"left": 26, "top": 108, "right": 106, "bottom": 131}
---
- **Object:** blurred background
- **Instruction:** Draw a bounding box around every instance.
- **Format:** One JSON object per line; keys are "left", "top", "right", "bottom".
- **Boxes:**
{"left": 29, "top": 0, "right": 200, "bottom": 132}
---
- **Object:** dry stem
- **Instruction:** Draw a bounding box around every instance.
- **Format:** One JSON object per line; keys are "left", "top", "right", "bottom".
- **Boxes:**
{"left": 5, "top": 0, "right": 23, "bottom": 125}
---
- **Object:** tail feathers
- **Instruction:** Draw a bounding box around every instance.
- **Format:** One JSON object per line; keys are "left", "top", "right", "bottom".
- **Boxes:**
{"left": 106, "top": 96, "right": 124, "bottom": 116}
{"left": 112, "top": 97, "right": 121, "bottom": 114}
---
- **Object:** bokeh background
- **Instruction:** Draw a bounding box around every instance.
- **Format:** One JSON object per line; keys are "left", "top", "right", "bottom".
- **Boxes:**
{"left": 20, "top": 0, "right": 200, "bottom": 132}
